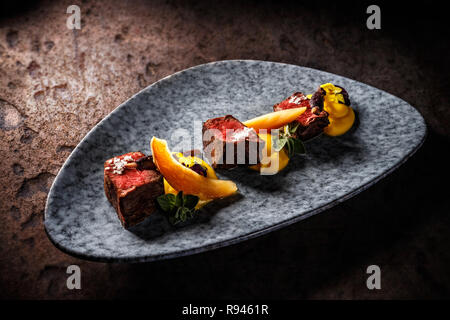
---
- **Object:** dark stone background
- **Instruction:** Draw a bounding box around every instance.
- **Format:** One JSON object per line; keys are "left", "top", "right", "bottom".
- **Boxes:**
{"left": 0, "top": 0, "right": 449, "bottom": 299}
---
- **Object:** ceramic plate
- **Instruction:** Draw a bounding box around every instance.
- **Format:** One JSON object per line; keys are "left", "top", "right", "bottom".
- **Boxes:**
{"left": 44, "top": 60, "right": 426, "bottom": 262}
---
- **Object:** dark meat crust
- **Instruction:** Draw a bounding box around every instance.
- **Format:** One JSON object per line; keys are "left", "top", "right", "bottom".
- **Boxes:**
{"left": 295, "top": 109, "right": 329, "bottom": 141}
{"left": 310, "top": 88, "right": 325, "bottom": 109}
{"left": 135, "top": 155, "right": 156, "bottom": 171}
{"left": 310, "top": 86, "right": 351, "bottom": 107}
{"left": 273, "top": 92, "right": 329, "bottom": 141}
{"left": 104, "top": 152, "right": 163, "bottom": 228}
{"left": 335, "top": 85, "right": 351, "bottom": 106}
{"left": 202, "top": 115, "right": 264, "bottom": 169}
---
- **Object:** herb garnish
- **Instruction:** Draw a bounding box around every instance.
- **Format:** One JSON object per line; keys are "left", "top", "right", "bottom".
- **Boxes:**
{"left": 273, "top": 124, "right": 306, "bottom": 158}
{"left": 157, "top": 191, "right": 199, "bottom": 225}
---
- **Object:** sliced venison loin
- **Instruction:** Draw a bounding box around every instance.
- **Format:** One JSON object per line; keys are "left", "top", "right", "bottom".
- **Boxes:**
{"left": 104, "top": 151, "right": 163, "bottom": 228}
{"left": 202, "top": 115, "right": 264, "bottom": 169}
{"left": 273, "top": 91, "right": 330, "bottom": 141}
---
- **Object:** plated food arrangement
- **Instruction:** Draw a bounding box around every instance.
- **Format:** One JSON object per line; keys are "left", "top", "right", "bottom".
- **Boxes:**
{"left": 104, "top": 83, "right": 356, "bottom": 228}
{"left": 45, "top": 60, "right": 426, "bottom": 262}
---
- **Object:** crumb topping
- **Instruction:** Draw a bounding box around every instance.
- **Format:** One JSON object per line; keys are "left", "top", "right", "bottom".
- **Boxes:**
{"left": 105, "top": 155, "right": 135, "bottom": 175}
{"left": 228, "top": 126, "right": 254, "bottom": 141}
{"left": 288, "top": 96, "right": 303, "bottom": 105}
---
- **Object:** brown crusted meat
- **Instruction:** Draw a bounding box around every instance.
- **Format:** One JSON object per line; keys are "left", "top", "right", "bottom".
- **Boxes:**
{"left": 273, "top": 92, "right": 329, "bottom": 141}
{"left": 104, "top": 151, "right": 163, "bottom": 228}
{"left": 202, "top": 115, "right": 265, "bottom": 169}
{"left": 310, "top": 85, "right": 351, "bottom": 108}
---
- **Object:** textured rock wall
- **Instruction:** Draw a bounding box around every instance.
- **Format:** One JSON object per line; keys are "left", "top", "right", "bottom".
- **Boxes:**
{"left": 0, "top": 0, "right": 449, "bottom": 299}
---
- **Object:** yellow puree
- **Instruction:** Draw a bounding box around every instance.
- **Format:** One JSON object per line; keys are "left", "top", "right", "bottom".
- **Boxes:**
{"left": 319, "top": 83, "right": 355, "bottom": 136}
{"left": 250, "top": 132, "right": 290, "bottom": 174}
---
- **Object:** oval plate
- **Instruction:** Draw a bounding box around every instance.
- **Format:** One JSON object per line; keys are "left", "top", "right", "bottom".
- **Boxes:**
{"left": 45, "top": 60, "right": 426, "bottom": 262}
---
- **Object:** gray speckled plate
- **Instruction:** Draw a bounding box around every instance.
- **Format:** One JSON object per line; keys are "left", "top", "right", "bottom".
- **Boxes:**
{"left": 44, "top": 60, "right": 426, "bottom": 262}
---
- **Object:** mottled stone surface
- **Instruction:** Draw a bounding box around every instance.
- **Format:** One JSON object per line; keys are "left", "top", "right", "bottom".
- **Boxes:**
{"left": 0, "top": 0, "right": 449, "bottom": 299}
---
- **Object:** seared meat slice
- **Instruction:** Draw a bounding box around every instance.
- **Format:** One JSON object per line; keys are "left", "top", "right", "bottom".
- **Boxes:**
{"left": 273, "top": 92, "right": 329, "bottom": 141}
{"left": 104, "top": 151, "right": 163, "bottom": 228}
{"left": 202, "top": 115, "right": 265, "bottom": 169}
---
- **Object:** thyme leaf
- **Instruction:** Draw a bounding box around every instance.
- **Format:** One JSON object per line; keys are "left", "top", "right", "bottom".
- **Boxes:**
{"left": 272, "top": 124, "right": 306, "bottom": 157}
{"left": 157, "top": 191, "right": 199, "bottom": 225}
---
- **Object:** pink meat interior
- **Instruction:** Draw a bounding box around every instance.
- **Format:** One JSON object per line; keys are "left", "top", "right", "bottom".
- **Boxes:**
{"left": 206, "top": 115, "right": 258, "bottom": 142}
{"left": 104, "top": 152, "right": 157, "bottom": 191}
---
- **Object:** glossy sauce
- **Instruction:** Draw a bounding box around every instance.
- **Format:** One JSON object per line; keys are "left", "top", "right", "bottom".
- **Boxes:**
{"left": 320, "top": 83, "right": 355, "bottom": 136}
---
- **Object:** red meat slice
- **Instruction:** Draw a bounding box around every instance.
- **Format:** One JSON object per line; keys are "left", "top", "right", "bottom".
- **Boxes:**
{"left": 202, "top": 115, "right": 264, "bottom": 169}
{"left": 273, "top": 92, "right": 329, "bottom": 141}
{"left": 104, "top": 151, "right": 163, "bottom": 228}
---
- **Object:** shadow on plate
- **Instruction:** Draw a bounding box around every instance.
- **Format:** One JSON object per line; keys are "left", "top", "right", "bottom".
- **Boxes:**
{"left": 128, "top": 193, "right": 243, "bottom": 241}
{"left": 127, "top": 212, "right": 171, "bottom": 241}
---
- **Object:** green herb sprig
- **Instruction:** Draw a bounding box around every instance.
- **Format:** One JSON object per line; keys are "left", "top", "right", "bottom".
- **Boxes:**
{"left": 273, "top": 124, "right": 306, "bottom": 158}
{"left": 157, "top": 191, "right": 199, "bottom": 225}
